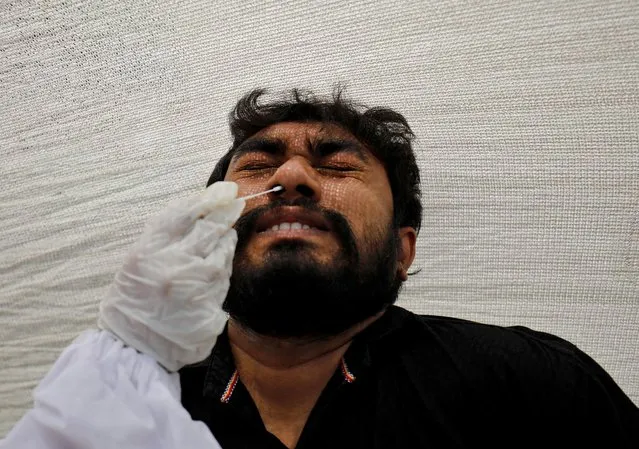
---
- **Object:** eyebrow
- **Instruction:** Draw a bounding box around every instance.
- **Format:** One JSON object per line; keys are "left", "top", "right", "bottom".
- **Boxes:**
{"left": 231, "top": 136, "right": 369, "bottom": 163}
{"left": 313, "top": 139, "right": 369, "bottom": 162}
{"left": 231, "top": 138, "right": 287, "bottom": 162}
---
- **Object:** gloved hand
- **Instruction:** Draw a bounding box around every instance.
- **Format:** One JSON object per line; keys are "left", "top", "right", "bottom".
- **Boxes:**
{"left": 98, "top": 181, "right": 245, "bottom": 372}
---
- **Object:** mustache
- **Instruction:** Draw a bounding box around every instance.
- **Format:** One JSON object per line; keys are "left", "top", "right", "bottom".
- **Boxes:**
{"left": 233, "top": 197, "right": 359, "bottom": 262}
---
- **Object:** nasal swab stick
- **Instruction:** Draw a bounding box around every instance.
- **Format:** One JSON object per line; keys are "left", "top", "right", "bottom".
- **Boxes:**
{"left": 238, "top": 185, "right": 283, "bottom": 201}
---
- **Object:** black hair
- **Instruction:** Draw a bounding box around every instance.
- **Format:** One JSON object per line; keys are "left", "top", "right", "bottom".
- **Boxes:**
{"left": 206, "top": 86, "right": 422, "bottom": 234}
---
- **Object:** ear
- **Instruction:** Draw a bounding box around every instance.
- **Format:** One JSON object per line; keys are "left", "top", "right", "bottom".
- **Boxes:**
{"left": 397, "top": 227, "right": 417, "bottom": 281}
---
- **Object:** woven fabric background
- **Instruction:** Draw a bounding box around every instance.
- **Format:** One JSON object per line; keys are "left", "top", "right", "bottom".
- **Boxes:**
{"left": 1, "top": 0, "right": 637, "bottom": 435}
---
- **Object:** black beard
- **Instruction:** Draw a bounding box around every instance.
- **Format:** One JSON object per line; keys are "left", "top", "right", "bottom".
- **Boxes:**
{"left": 222, "top": 197, "right": 403, "bottom": 339}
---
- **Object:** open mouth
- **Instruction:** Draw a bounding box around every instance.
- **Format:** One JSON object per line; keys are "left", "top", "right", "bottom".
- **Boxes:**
{"left": 255, "top": 207, "right": 331, "bottom": 234}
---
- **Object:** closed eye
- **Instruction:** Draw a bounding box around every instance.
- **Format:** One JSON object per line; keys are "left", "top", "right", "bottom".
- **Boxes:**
{"left": 238, "top": 163, "right": 276, "bottom": 171}
{"left": 317, "top": 164, "right": 357, "bottom": 172}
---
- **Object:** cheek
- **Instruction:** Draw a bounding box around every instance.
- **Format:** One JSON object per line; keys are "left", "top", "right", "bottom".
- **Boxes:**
{"left": 321, "top": 178, "right": 393, "bottom": 242}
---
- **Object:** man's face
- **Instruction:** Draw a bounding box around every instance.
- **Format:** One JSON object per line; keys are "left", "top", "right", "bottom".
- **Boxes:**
{"left": 226, "top": 122, "right": 394, "bottom": 267}
{"left": 222, "top": 121, "right": 406, "bottom": 338}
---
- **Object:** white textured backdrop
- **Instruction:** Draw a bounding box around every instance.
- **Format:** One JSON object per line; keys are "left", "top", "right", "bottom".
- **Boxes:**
{"left": 1, "top": 0, "right": 637, "bottom": 435}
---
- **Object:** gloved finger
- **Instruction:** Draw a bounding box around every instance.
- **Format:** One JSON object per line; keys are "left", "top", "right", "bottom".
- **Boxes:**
{"left": 155, "top": 182, "right": 241, "bottom": 240}
{"left": 187, "top": 182, "right": 242, "bottom": 224}
{"left": 197, "top": 226, "right": 237, "bottom": 260}
{"left": 136, "top": 214, "right": 229, "bottom": 259}
{"left": 142, "top": 194, "right": 204, "bottom": 240}
{"left": 180, "top": 220, "right": 229, "bottom": 258}
{"left": 133, "top": 228, "right": 174, "bottom": 257}
{"left": 165, "top": 272, "right": 211, "bottom": 303}
{"left": 203, "top": 230, "right": 237, "bottom": 281}
{"left": 132, "top": 248, "right": 194, "bottom": 287}
{"left": 136, "top": 230, "right": 235, "bottom": 298}
{"left": 177, "top": 188, "right": 244, "bottom": 249}
{"left": 129, "top": 228, "right": 233, "bottom": 303}
{"left": 181, "top": 199, "right": 244, "bottom": 258}
{"left": 199, "top": 198, "right": 245, "bottom": 229}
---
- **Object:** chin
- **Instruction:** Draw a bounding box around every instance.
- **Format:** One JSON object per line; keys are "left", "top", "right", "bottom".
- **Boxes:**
{"left": 246, "top": 239, "right": 343, "bottom": 270}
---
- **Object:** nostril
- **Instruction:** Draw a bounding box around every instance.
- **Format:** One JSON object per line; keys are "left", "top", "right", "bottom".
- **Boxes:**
{"left": 296, "top": 185, "right": 314, "bottom": 197}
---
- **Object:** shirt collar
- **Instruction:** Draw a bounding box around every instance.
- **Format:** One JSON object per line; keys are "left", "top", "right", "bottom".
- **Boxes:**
{"left": 201, "top": 323, "right": 236, "bottom": 399}
{"left": 197, "top": 305, "right": 410, "bottom": 400}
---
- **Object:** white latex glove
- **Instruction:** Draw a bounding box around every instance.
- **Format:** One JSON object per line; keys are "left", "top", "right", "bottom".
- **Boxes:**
{"left": 97, "top": 181, "right": 245, "bottom": 372}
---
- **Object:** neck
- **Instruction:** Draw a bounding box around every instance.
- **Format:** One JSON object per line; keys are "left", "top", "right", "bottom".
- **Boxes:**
{"left": 228, "top": 310, "right": 383, "bottom": 376}
{"left": 227, "top": 311, "right": 384, "bottom": 448}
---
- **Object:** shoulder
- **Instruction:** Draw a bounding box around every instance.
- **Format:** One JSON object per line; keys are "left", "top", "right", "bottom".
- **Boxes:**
{"left": 386, "top": 305, "right": 593, "bottom": 366}
{"left": 377, "top": 306, "right": 636, "bottom": 405}
{"left": 388, "top": 306, "right": 622, "bottom": 393}
{"left": 378, "top": 306, "right": 638, "bottom": 443}
{"left": 371, "top": 306, "right": 585, "bottom": 389}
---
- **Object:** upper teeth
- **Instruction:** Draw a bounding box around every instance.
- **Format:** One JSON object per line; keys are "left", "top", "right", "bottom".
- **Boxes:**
{"left": 270, "top": 222, "right": 315, "bottom": 231}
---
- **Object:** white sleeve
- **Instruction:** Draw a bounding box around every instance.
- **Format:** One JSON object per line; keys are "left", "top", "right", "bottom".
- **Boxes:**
{"left": 0, "top": 330, "right": 222, "bottom": 449}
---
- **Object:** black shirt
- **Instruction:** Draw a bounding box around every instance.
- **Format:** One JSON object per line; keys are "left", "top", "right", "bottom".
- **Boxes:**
{"left": 180, "top": 306, "right": 639, "bottom": 448}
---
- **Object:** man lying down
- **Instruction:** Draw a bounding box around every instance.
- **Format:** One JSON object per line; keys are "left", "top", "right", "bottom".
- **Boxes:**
{"left": 3, "top": 88, "right": 637, "bottom": 449}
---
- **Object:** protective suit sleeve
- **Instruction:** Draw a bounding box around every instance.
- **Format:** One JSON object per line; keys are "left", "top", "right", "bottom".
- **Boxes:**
{"left": 0, "top": 329, "right": 221, "bottom": 449}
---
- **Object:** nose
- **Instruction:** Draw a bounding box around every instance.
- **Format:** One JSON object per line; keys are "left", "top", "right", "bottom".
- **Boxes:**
{"left": 267, "top": 156, "right": 321, "bottom": 202}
